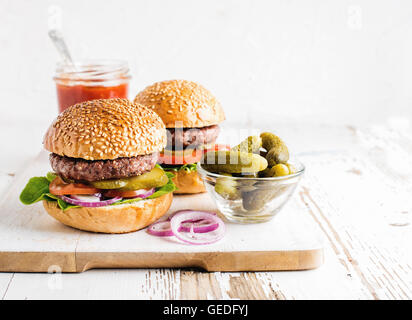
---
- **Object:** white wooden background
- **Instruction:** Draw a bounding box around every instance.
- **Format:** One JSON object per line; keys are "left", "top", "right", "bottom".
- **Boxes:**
{"left": 1, "top": 0, "right": 412, "bottom": 299}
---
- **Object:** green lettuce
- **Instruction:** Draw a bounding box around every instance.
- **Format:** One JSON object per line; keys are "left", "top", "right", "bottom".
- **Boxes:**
{"left": 20, "top": 170, "right": 176, "bottom": 211}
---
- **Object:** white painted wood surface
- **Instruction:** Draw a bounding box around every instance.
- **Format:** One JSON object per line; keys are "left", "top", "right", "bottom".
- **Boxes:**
{"left": 1, "top": 122, "right": 412, "bottom": 299}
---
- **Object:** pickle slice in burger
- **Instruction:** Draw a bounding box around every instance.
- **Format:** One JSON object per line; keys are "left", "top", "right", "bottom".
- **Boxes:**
{"left": 119, "top": 167, "right": 169, "bottom": 190}
{"left": 89, "top": 178, "right": 128, "bottom": 189}
{"left": 90, "top": 167, "right": 168, "bottom": 190}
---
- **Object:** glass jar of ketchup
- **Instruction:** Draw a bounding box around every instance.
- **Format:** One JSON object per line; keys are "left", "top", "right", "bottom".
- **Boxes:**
{"left": 54, "top": 60, "right": 131, "bottom": 113}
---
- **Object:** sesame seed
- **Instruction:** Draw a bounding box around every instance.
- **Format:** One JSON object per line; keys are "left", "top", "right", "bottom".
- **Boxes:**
{"left": 44, "top": 98, "right": 167, "bottom": 159}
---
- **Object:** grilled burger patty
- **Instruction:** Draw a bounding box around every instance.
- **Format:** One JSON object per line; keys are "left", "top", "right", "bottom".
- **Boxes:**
{"left": 50, "top": 152, "right": 159, "bottom": 182}
{"left": 166, "top": 125, "right": 220, "bottom": 149}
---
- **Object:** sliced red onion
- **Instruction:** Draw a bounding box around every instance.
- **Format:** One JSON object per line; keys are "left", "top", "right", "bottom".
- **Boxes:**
{"left": 71, "top": 194, "right": 102, "bottom": 202}
{"left": 180, "top": 220, "right": 219, "bottom": 233}
{"left": 147, "top": 219, "right": 219, "bottom": 237}
{"left": 167, "top": 210, "right": 217, "bottom": 221}
{"left": 169, "top": 211, "right": 225, "bottom": 245}
{"left": 126, "top": 188, "right": 155, "bottom": 199}
{"left": 60, "top": 195, "right": 122, "bottom": 207}
{"left": 147, "top": 221, "right": 175, "bottom": 237}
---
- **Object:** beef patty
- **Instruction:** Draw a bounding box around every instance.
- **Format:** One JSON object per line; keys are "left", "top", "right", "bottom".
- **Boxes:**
{"left": 166, "top": 125, "right": 220, "bottom": 149}
{"left": 50, "top": 152, "right": 159, "bottom": 182}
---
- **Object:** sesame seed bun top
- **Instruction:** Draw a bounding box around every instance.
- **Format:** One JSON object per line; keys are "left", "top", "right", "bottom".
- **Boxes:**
{"left": 43, "top": 99, "right": 167, "bottom": 160}
{"left": 133, "top": 80, "right": 225, "bottom": 128}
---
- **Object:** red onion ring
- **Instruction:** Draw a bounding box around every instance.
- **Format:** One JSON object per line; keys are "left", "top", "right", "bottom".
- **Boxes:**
{"left": 147, "top": 221, "right": 175, "bottom": 237}
{"left": 60, "top": 195, "right": 122, "bottom": 207}
{"left": 147, "top": 219, "right": 219, "bottom": 237}
{"left": 167, "top": 209, "right": 217, "bottom": 221}
{"left": 71, "top": 194, "right": 102, "bottom": 202}
{"left": 180, "top": 220, "right": 219, "bottom": 233}
{"left": 169, "top": 211, "right": 225, "bottom": 245}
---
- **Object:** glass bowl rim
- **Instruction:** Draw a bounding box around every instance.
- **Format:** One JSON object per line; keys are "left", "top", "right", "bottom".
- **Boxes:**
{"left": 197, "top": 157, "right": 305, "bottom": 181}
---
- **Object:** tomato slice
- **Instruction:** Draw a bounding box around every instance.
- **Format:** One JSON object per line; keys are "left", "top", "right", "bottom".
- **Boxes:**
{"left": 202, "top": 144, "right": 231, "bottom": 153}
{"left": 158, "top": 144, "right": 230, "bottom": 165}
{"left": 49, "top": 176, "right": 100, "bottom": 196}
{"left": 158, "top": 145, "right": 231, "bottom": 165}
{"left": 158, "top": 148, "right": 203, "bottom": 165}
{"left": 104, "top": 189, "right": 148, "bottom": 198}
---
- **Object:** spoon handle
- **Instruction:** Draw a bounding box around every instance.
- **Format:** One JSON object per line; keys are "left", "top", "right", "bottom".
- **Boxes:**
{"left": 48, "top": 29, "right": 74, "bottom": 65}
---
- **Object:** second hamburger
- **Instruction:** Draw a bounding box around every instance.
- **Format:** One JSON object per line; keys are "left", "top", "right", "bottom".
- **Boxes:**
{"left": 134, "top": 80, "right": 227, "bottom": 194}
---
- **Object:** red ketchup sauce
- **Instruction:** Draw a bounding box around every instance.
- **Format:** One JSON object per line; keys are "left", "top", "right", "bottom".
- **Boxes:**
{"left": 56, "top": 83, "right": 129, "bottom": 113}
{"left": 54, "top": 60, "right": 131, "bottom": 113}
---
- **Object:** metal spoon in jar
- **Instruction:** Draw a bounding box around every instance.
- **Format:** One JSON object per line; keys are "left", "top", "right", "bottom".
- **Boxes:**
{"left": 48, "top": 29, "right": 74, "bottom": 66}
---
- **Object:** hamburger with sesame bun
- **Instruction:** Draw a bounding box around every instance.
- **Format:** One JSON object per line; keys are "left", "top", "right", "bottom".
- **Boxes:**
{"left": 20, "top": 99, "right": 176, "bottom": 234}
{"left": 134, "top": 80, "right": 228, "bottom": 194}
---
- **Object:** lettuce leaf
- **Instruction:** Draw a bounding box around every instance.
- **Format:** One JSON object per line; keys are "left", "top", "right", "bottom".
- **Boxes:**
{"left": 19, "top": 177, "right": 51, "bottom": 205}
{"left": 46, "top": 172, "right": 57, "bottom": 182}
{"left": 20, "top": 169, "right": 176, "bottom": 211}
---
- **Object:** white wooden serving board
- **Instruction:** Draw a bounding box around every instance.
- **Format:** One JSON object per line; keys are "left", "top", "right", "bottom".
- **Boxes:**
{"left": 0, "top": 151, "right": 324, "bottom": 272}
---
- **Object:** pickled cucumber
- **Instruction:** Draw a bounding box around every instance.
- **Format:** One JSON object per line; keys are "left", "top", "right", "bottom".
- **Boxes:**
{"left": 260, "top": 132, "right": 289, "bottom": 164}
{"left": 231, "top": 173, "right": 256, "bottom": 178}
{"left": 232, "top": 136, "right": 262, "bottom": 154}
{"left": 202, "top": 151, "right": 268, "bottom": 174}
{"left": 272, "top": 164, "right": 290, "bottom": 176}
{"left": 242, "top": 184, "right": 292, "bottom": 211}
{"left": 242, "top": 188, "right": 277, "bottom": 211}
{"left": 119, "top": 167, "right": 168, "bottom": 190}
{"left": 238, "top": 180, "right": 257, "bottom": 192}
{"left": 259, "top": 167, "right": 276, "bottom": 178}
{"left": 286, "top": 163, "right": 297, "bottom": 174}
{"left": 91, "top": 167, "right": 168, "bottom": 190}
{"left": 266, "top": 147, "right": 289, "bottom": 166}
{"left": 260, "top": 132, "right": 285, "bottom": 151}
{"left": 90, "top": 178, "right": 128, "bottom": 189}
{"left": 215, "top": 175, "right": 240, "bottom": 200}
{"left": 259, "top": 164, "right": 290, "bottom": 177}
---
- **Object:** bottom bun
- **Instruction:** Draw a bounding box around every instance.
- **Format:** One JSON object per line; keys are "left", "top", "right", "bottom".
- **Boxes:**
{"left": 42, "top": 193, "right": 173, "bottom": 234}
{"left": 172, "top": 170, "right": 206, "bottom": 194}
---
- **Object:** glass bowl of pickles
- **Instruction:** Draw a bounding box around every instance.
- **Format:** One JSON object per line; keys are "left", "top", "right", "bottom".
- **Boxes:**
{"left": 197, "top": 133, "right": 305, "bottom": 223}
